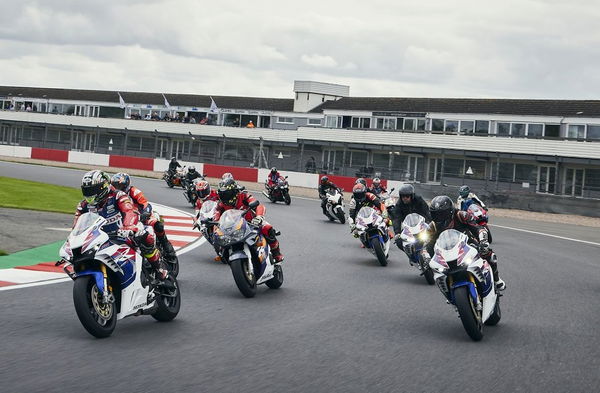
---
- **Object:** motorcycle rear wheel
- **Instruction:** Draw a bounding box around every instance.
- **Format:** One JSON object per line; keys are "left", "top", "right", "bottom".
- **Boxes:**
{"left": 266, "top": 264, "right": 284, "bottom": 289}
{"left": 73, "top": 275, "right": 116, "bottom": 338}
{"left": 152, "top": 276, "right": 181, "bottom": 322}
{"left": 454, "top": 286, "right": 483, "bottom": 341}
{"left": 373, "top": 239, "right": 388, "bottom": 266}
{"left": 230, "top": 259, "right": 257, "bottom": 298}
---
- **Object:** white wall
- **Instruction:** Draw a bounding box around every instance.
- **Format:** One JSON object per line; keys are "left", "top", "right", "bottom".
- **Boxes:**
{"left": 68, "top": 151, "right": 110, "bottom": 166}
{"left": 258, "top": 168, "right": 319, "bottom": 188}
{"left": 0, "top": 145, "right": 32, "bottom": 158}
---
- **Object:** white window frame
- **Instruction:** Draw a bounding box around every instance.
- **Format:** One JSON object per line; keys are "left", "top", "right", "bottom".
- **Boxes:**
{"left": 276, "top": 116, "right": 294, "bottom": 124}
{"left": 307, "top": 118, "right": 322, "bottom": 126}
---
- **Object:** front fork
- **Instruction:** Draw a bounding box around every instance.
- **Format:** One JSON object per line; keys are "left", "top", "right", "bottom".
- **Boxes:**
{"left": 99, "top": 264, "right": 114, "bottom": 304}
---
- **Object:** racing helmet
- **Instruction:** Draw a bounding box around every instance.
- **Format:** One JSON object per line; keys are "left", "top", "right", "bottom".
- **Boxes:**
{"left": 430, "top": 195, "right": 455, "bottom": 230}
{"left": 81, "top": 170, "right": 111, "bottom": 205}
{"left": 218, "top": 178, "right": 239, "bottom": 206}
{"left": 110, "top": 173, "right": 131, "bottom": 192}
{"left": 459, "top": 185, "right": 471, "bottom": 198}
{"left": 320, "top": 176, "right": 329, "bottom": 184}
{"left": 195, "top": 180, "right": 211, "bottom": 199}
{"left": 372, "top": 177, "right": 381, "bottom": 187}
{"left": 270, "top": 167, "right": 277, "bottom": 174}
{"left": 355, "top": 177, "right": 367, "bottom": 186}
{"left": 398, "top": 183, "right": 415, "bottom": 202}
{"left": 352, "top": 183, "right": 367, "bottom": 203}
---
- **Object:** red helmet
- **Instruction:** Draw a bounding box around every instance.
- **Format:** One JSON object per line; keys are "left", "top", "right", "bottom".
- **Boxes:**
{"left": 352, "top": 183, "right": 367, "bottom": 202}
{"left": 195, "top": 180, "right": 211, "bottom": 199}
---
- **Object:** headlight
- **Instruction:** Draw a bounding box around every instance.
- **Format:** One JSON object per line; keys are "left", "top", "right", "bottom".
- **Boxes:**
{"left": 417, "top": 232, "right": 429, "bottom": 243}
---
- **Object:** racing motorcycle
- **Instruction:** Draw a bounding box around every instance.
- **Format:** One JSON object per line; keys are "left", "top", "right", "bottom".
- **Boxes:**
{"left": 429, "top": 229, "right": 501, "bottom": 341}
{"left": 163, "top": 168, "right": 185, "bottom": 188}
{"left": 467, "top": 204, "right": 492, "bottom": 243}
{"left": 323, "top": 188, "right": 345, "bottom": 224}
{"left": 399, "top": 213, "right": 435, "bottom": 285}
{"left": 193, "top": 200, "right": 222, "bottom": 262}
{"left": 263, "top": 176, "right": 291, "bottom": 205}
{"left": 183, "top": 177, "right": 205, "bottom": 208}
{"left": 352, "top": 206, "right": 391, "bottom": 266}
{"left": 212, "top": 204, "right": 284, "bottom": 298}
{"left": 58, "top": 213, "right": 181, "bottom": 338}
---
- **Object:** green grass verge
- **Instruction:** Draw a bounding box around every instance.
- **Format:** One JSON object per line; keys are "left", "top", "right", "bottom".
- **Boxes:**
{"left": 0, "top": 176, "right": 82, "bottom": 214}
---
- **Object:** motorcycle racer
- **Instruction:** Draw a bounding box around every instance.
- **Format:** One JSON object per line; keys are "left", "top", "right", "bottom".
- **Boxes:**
{"left": 111, "top": 173, "right": 176, "bottom": 260}
{"left": 429, "top": 195, "right": 505, "bottom": 291}
{"left": 391, "top": 184, "right": 431, "bottom": 250}
{"left": 369, "top": 177, "right": 387, "bottom": 196}
{"left": 76, "top": 170, "right": 167, "bottom": 280}
{"left": 318, "top": 176, "right": 340, "bottom": 215}
{"left": 457, "top": 185, "right": 487, "bottom": 211}
{"left": 194, "top": 180, "right": 219, "bottom": 212}
{"left": 214, "top": 178, "right": 285, "bottom": 263}
{"left": 348, "top": 183, "right": 391, "bottom": 237}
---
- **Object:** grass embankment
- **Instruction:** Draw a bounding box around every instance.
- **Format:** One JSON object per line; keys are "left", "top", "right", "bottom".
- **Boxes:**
{"left": 0, "top": 176, "right": 82, "bottom": 214}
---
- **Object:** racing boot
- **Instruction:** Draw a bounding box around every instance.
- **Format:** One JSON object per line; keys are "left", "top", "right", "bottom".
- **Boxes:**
{"left": 269, "top": 241, "right": 285, "bottom": 263}
{"left": 487, "top": 252, "right": 505, "bottom": 291}
{"left": 140, "top": 242, "right": 168, "bottom": 282}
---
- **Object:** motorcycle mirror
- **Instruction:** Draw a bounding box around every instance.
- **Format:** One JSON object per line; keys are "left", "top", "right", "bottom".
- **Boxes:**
{"left": 284, "top": 176, "right": 288, "bottom": 179}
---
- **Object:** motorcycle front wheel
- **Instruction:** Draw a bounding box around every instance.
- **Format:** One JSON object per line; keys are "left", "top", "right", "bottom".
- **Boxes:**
{"left": 73, "top": 275, "right": 117, "bottom": 338}
{"left": 283, "top": 192, "right": 291, "bottom": 205}
{"left": 265, "top": 264, "right": 284, "bottom": 289}
{"left": 423, "top": 268, "right": 435, "bottom": 285}
{"left": 230, "top": 259, "right": 257, "bottom": 298}
{"left": 373, "top": 239, "right": 388, "bottom": 266}
{"left": 152, "top": 276, "right": 181, "bottom": 322}
{"left": 454, "top": 286, "right": 483, "bottom": 341}
{"left": 335, "top": 208, "right": 345, "bottom": 224}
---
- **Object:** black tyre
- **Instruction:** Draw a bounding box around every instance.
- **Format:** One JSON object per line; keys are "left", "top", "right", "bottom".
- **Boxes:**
{"left": 454, "top": 286, "right": 483, "bottom": 341}
{"left": 484, "top": 297, "right": 501, "bottom": 326}
{"left": 266, "top": 264, "right": 284, "bottom": 289}
{"left": 487, "top": 227, "right": 493, "bottom": 244}
{"left": 424, "top": 268, "right": 435, "bottom": 285}
{"left": 373, "top": 238, "right": 388, "bottom": 266}
{"left": 165, "top": 256, "right": 179, "bottom": 278}
{"left": 166, "top": 180, "right": 174, "bottom": 188}
{"left": 230, "top": 259, "right": 256, "bottom": 298}
{"left": 336, "top": 208, "right": 346, "bottom": 224}
{"left": 73, "top": 275, "right": 116, "bottom": 338}
{"left": 152, "top": 276, "right": 181, "bottom": 322}
{"left": 284, "top": 192, "right": 291, "bottom": 205}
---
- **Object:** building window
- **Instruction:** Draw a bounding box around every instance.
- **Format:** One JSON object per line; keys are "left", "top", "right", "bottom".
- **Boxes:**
{"left": 475, "top": 120, "right": 489, "bottom": 134}
{"left": 325, "top": 116, "right": 340, "bottom": 128}
{"left": 376, "top": 118, "right": 395, "bottom": 129}
{"left": 444, "top": 120, "right": 458, "bottom": 133}
{"left": 431, "top": 119, "right": 444, "bottom": 132}
{"left": 587, "top": 125, "right": 600, "bottom": 139}
{"left": 512, "top": 123, "right": 526, "bottom": 137}
{"left": 460, "top": 121, "right": 474, "bottom": 134}
{"left": 527, "top": 123, "right": 543, "bottom": 137}
{"left": 307, "top": 118, "right": 322, "bottom": 126}
{"left": 497, "top": 122, "right": 510, "bottom": 136}
{"left": 416, "top": 119, "right": 426, "bottom": 130}
{"left": 351, "top": 117, "right": 370, "bottom": 129}
{"left": 568, "top": 124, "right": 585, "bottom": 139}
{"left": 277, "top": 117, "right": 294, "bottom": 124}
{"left": 404, "top": 118, "right": 415, "bottom": 131}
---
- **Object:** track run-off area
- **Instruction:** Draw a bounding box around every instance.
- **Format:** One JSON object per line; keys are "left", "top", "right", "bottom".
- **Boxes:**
{"left": 1, "top": 161, "right": 599, "bottom": 393}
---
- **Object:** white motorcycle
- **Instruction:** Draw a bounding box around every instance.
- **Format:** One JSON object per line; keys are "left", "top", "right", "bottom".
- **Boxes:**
{"left": 399, "top": 213, "right": 435, "bottom": 285}
{"left": 324, "top": 188, "right": 345, "bottom": 224}
{"left": 353, "top": 206, "right": 391, "bottom": 266}
{"left": 213, "top": 206, "right": 284, "bottom": 298}
{"left": 58, "top": 213, "right": 181, "bottom": 338}
{"left": 429, "top": 229, "right": 501, "bottom": 341}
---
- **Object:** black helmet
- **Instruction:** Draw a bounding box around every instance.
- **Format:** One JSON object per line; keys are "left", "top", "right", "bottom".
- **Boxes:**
{"left": 218, "top": 178, "right": 239, "bottom": 206}
{"left": 352, "top": 183, "right": 367, "bottom": 203}
{"left": 81, "top": 170, "right": 111, "bottom": 205}
{"left": 170, "top": 157, "right": 177, "bottom": 162}
{"left": 355, "top": 177, "right": 367, "bottom": 186}
{"left": 270, "top": 167, "right": 277, "bottom": 174}
{"left": 430, "top": 195, "right": 454, "bottom": 230}
{"left": 188, "top": 166, "right": 196, "bottom": 173}
{"left": 459, "top": 185, "right": 470, "bottom": 198}
{"left": 398, "top": 183, "right": 415, "bottom": 201}
{"left": 320, "top": 176, "right": 329, "bottom": 184}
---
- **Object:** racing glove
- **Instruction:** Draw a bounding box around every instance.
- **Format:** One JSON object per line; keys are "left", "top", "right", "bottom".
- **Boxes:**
{"left": 251, "top": 215, "right": 264, "bottom": 227}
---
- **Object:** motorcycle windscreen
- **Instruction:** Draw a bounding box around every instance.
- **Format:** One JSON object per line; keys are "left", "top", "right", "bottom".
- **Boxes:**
{"left": 467, "top": 204, "right": 484, "bottom": 218}
{"left": 218, "top": 209, "right": 252, "bottom": 240}
{"left": 72, "top": 212, "right": 105, "bottom": 236}
{"left": 199, "top": 200, "right": 217, "bottom": 218}
{"left": 401, "top": 213, "right": 426, "bottom": 234}
{"left": 356, "top": 206, "right": 375, "bottom": 226}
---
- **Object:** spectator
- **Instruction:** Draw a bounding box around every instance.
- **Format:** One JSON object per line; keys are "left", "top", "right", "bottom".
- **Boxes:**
{"left": 246, "top": 120, "right": 255, "bottom": 128}
{"left": 199, "top": 117, "right": 208, "bottom": 125}
{"left": 190, "top": 117, "right": 197, "bottom": 124}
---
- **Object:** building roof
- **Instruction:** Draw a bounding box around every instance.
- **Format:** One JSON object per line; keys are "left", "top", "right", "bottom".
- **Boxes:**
{"left": 0, "top": 86, "right": 294, "bottom": 112}
{"left": 314, "top": 96, "right": 600, "bottom": 117}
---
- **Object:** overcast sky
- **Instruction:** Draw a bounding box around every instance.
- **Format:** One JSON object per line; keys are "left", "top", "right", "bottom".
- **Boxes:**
{"left": 0, "top": 0, "right": 598, "bottom": 100}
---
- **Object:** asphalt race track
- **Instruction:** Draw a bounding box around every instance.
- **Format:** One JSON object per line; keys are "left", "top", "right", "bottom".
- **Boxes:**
{"left": 1, "top": 161, "right": 599, "bottom": 393}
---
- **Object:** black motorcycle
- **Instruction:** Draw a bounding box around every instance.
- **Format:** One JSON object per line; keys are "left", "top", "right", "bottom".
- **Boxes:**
{"left": 263, "top": 176, "right": 291, "bottom": 205}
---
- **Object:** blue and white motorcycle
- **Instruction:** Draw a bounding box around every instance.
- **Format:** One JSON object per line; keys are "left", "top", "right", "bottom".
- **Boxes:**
{"left": 353, "top": 206, "right": 391, "bottom": 266}
{"left": 58, "top": 213, "right": 181, "bottom": 338}
{"left": 213, "top": 207, "right": 284, "bottom": 298}
{"left": 429, "top": 229, "right": 501, "bottom": 341}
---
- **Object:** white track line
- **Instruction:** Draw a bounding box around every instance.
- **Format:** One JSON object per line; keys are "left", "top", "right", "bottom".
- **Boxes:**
{"left": 491, "top": 224, "right": 600, "bottom": 247}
